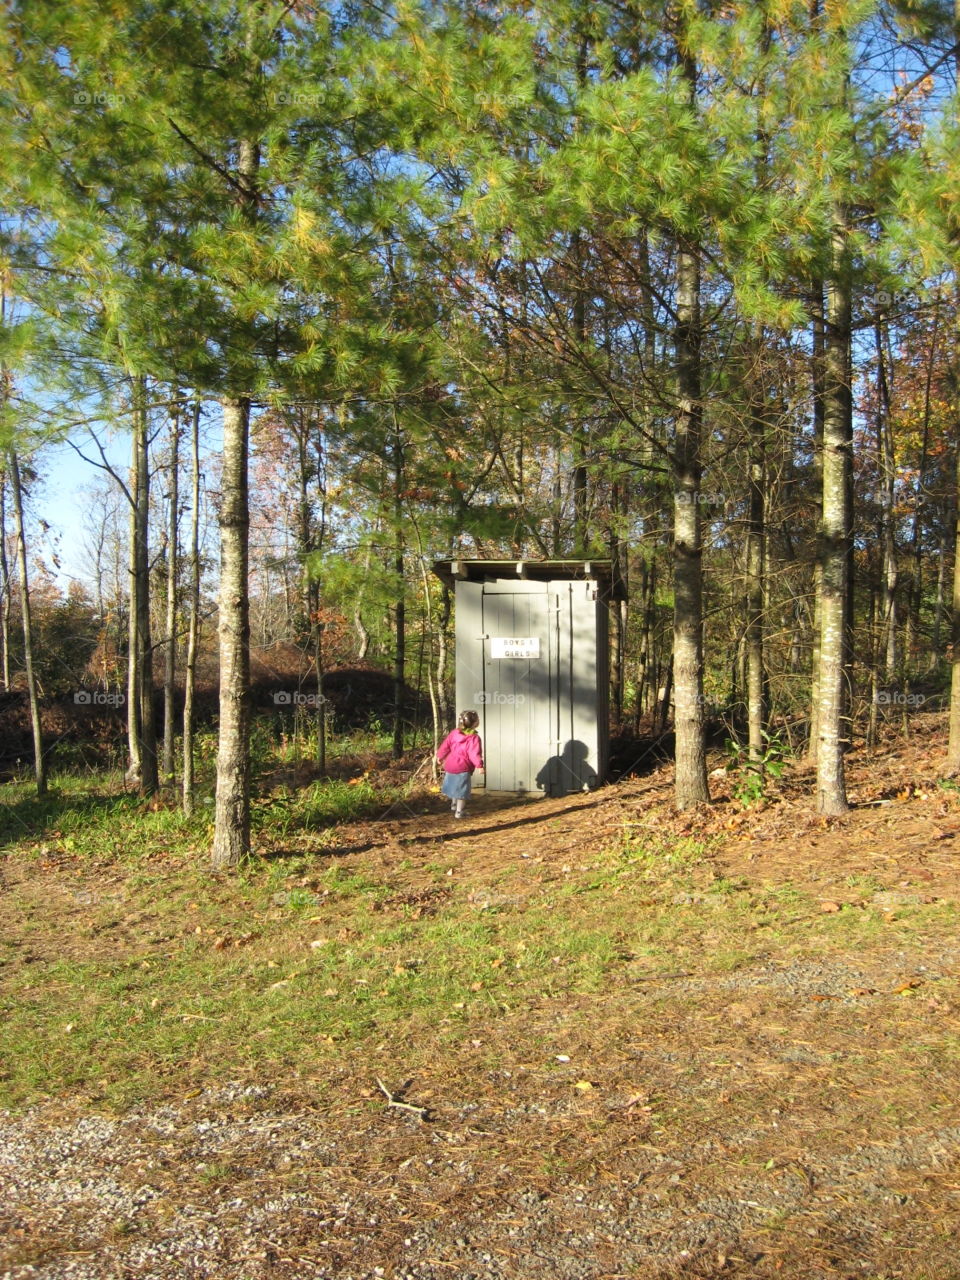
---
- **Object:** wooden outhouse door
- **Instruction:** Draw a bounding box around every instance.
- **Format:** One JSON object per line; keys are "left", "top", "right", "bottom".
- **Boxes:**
{"left": 455, "top": 577, "right": 603, "bottom": 795}
{"left": 480, "top": 580, "right": 558, "bottom": 793}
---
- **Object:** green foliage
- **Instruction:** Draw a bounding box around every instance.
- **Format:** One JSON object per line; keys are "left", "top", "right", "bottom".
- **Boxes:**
{"left": 724, "top": 731, "right": 789, "bottom": 809}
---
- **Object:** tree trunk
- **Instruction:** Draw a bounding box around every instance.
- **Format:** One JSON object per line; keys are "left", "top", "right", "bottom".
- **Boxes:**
{"left": 392, "top": 416, "right": 406, "bottom": 760}
{"left": 635, "top": 556, "right": 656, "bottom": 730}
{"left": 211, "top": 106, "right": 259, "bottom": 865}
{"left": 932, "top": 510, "right": 950, "bottom": 666}
{"left": 672, "top": 231, "right": 710, "bottom": 808}
{"left": 416, "top": 552, "right": 442, "bottom": 768}
{"left": 875, "top": 323, "right": 898, "bottom": 677}
{"left": 608, "top": 480, "right": 628, "bottom": 726}
{"left": 436, "top": 579, "right": 452, "bottom": 731}
{"left": 211, "top": 395, "right": 252, "bottom": 868}
{"left": 947, "top": 9, "right": 960, "bottom": 768}
{"left": 126, "top": 423, "right": 142, "bottom": 787}
{"left": 866, "top": 582, "right": 880, "bottom": 750}
{"left": 7, "top": 448, "right": 46, "bottom": 795}
{"left": 182, "top": 402, "right": 201, "bottom": 816}
{"left": 354, "top": 540, "right": 372, "bottom": 660}
{"left": 162, "top": 401, "right": 180, "bottom": 784}
{"left": 657, "top": 657, "right": 673, "bottom": 737}
{"left": 816, "top": 222, "right": 852, "bottom": 815}
{"left": 807, "top": 282, "right": 826, "bottom": 764}
{"left": 947, "top": 436, "right": 960, "bottom": 771}
{"left": 134, "top": 379, "right": 159, "bottom": 795}
{"left": 746, "top": 342, "right": 766, "bottom": 762}
{"left": 0, "top": 468, "right": 10, "bottom": 691}
{"left": 571, "top": 224, "right": 588, "bottom": 556}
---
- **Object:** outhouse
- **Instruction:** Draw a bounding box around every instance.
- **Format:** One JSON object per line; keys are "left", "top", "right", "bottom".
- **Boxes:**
{"left": 433, "top": 559, "right": 621, "bottom": 796}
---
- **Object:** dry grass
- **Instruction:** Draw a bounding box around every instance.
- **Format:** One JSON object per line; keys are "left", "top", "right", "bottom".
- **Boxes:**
{"left": 2, "top": 716, "right": 960, "bottom": 1278}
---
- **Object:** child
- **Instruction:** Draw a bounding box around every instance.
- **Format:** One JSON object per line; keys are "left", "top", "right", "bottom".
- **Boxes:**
{"left": 437, "top": 710, "right": 485, "bottom": 819}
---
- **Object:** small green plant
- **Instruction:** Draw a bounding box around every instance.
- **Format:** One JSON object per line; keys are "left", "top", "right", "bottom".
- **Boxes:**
{"left": 725, "top": 731, "right": 788, "bottom": 808}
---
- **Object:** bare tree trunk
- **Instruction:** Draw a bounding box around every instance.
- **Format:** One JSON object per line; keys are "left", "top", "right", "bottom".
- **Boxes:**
{"left": 0, "top": 468, "right": 10, "bottom": 691}
{"left": 354, "top": 539, "right": 372, "bottom": 660}
{"left": 866, "top": 583, "right": 880, "bottom": 750}
{"left": 7, "top": 448, "right": 46, "bottom": 795}
{"left": 392, "top": 415, "right": 406, "bottom": 760}
{"left": 807, "top": 282, "right": 826, "bottom": 764}
{"left": 416, "top": 549, "right": 441, "bottom": 766}
{"left": 905, "top": 297, "right": 938, "bottom": 672}
{"left": 134, "top": 379, "right": 159, "bottom": 795}
{"left": 670, "top": 43, "right": 709, "bottom": 809}
{"left": 436, "top": 579, "right": 452, "bottom": 729}
{"left": 571, "top": 225, "right": 588, "bottom": 556}
{"left": 672, "top": 227, "right": 709, "bottom": 808}
{"left": 932, "top": 512, "right": 950, "bottom": 666}
{"left": 182, "top": 402, "right": 201, "bottom": 816}
{"left": 211, "top": 395, "right": 252, "bottom": 867}
{"left": 947, "top": 433, "right": 960, "bottom": 771}
{"left": 746, "top": 340, "right": 766, "bottom": 762}
{"left": 816, "top": 220, "right": 852, "bottom": 815}
{"left": 126, "top": 417, "right": 143, "bottom": 787}
{"left": 946, "top": 12, "right": 960, "bottom": 769}
{"left": 162, "top": 401, "right": 180, "bottom": 784}
{"left": 211, "top": 106, "right": 259, "bottom": 865}
{"left": 608, "top": 479, "right": 628, "bottom": 726}
{"left": 875, "top": 323, "right": 898, "bottom": 677}
{"left": 635, "top": 556, "right": 656, "bottom": 730}
{"left": 657, "top": 657, "right": 673, "bottom": 737}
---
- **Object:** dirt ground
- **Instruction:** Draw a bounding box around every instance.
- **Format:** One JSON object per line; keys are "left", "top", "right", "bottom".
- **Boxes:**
{"left": 3, "top": 717, "right": 960, "bottom": 1280}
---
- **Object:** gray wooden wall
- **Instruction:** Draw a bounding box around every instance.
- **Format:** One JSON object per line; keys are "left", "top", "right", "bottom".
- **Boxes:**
{"left": 453, "top": 576, "right": 608, "bottom": 795}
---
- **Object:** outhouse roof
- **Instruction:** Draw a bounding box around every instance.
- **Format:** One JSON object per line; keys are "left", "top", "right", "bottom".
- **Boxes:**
{"left": 433, "top": 558, "right": 626, "bottom": 600}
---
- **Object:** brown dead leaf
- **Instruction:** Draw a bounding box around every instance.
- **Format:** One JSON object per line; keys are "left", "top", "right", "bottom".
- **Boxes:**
{"left": 819, "top": 900, "right": 841, "bottom": 913}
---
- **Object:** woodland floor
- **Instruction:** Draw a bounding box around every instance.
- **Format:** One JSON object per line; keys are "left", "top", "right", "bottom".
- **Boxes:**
{"left": 3, "top": 715, "right": 960, "bottom": 1279}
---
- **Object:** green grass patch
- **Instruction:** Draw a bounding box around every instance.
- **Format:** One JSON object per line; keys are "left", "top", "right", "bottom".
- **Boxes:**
{"left": 2, "top": 770, "right": 959, "bottom": 1117}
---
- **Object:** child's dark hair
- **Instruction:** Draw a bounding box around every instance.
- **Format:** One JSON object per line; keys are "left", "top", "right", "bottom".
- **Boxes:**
{"left": 457, "top": 709, "right": 480, "bottom": 731}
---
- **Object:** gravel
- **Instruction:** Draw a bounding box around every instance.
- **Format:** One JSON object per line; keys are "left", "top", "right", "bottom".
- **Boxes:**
{"left": 3, "top": 1069, "right": 960, "bottom": 1280}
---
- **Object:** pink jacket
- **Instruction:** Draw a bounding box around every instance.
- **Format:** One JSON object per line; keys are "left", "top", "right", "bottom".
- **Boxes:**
{"left": 437, "top": 729, "right": 484, "bottom": 775}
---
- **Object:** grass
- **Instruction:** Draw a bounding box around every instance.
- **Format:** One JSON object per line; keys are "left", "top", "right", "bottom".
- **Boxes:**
{"left": 0, "top": 788, "right": 675, "bottom": 1106}
{"left": 0, "top": 866, "right": 648, "bottom": 1108}
{"left": 2, "top": 776, "right": 957, "bottom": 1113}
{"left": 4, "top": 751, "right": 960, "bottom": 1277}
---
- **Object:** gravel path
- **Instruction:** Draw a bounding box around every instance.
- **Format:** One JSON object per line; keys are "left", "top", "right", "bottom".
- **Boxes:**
{"left": 4, "top": 1001, "right": 960, "bottom": 1280}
